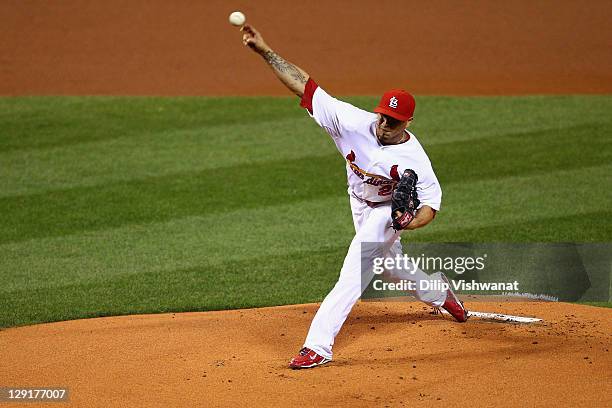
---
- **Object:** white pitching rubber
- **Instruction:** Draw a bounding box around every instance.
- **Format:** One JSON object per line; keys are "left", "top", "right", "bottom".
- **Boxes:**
{"left": 468, "top": 310, "right": 542, "bottom": 323}
{"left": 440, "top": 309, "right": 543, "bottom": 323}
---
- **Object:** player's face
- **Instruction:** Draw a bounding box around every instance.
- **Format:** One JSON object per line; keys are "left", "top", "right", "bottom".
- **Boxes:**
{"left": 375, "top": 114, "right": 408, "bottom": 144}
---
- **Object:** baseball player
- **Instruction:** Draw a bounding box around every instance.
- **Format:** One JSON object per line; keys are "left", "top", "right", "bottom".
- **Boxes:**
{"left": 241, "top": 24, "right": 468, "bottom": 369}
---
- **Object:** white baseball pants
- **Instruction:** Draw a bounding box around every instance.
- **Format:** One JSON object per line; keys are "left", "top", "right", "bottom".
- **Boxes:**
{"left": 303, "top": 196, "right": 447, "bottom": 359}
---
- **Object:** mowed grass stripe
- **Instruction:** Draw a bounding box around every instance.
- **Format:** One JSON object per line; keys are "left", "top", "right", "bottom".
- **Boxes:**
{"left": 0, "top": 246, "right": 345, "bottom": 328}
{"left": 1, "top": 119, "right": 607, "bottom": 199}
{"left": 431, "top": 123, "right": 610, "bottom": 182}
{"left": 0, "top": 197, "right": 354, "bottom": 293}
{"left": 2, "top": 95, "right": 610, "bottom": 198}
{"left": 1, "top": 122, "right": 609, "bottom": 244}
{"left": 411, "top": 210, "right": 611, "bottom": 242}
{"left": 0, "top": 96, "right": 306, "bottom": 152}
{"left": 1, "top": 212, "right": 609, "bottom": 328}
{"left": 0, "top": 118, "right": 328, "bottom": 198}
{"left": 427, "top": 164, "right": 612, "bottom": 240}
{"left": 0, "top": 154, "right": 346, "bottom": 244}
{"left": 1, "top": 164, "right": 608, "bottom": 295}
{"left": 0, "top": 95, "right": 594, "bottom": 150}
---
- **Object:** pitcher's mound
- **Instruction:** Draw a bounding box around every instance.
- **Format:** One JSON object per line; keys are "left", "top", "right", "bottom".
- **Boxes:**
{"left": 1, "top": 301, "right": 610, "bottom": 407}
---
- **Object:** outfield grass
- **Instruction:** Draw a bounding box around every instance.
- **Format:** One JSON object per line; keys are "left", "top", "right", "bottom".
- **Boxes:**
{"left": 1, "top": 95, "right": 611, "bottom": 327}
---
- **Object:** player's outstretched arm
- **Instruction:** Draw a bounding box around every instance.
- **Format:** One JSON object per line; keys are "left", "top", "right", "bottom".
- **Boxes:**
{"left": 241, "top": 24, "right": 309, "bottom": 97}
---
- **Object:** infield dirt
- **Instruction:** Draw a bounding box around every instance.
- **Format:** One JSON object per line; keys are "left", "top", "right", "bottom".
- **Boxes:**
{"left": 1, "top": 0, "right": 611, "bottom": 96}
{"left": 1, "top": 1, "right": 611, "bottom": 407}
{"left": 1, "top": 302, "right": 611, "bottom": 407}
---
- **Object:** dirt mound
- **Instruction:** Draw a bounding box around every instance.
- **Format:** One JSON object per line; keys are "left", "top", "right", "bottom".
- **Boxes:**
{"left": 1, "top": 301, "right": 610, "bottom": 407}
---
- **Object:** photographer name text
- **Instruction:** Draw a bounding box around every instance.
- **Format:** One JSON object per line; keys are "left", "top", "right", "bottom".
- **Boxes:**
{"left": 372, "top": 279, "right": 520, "bottom": 292}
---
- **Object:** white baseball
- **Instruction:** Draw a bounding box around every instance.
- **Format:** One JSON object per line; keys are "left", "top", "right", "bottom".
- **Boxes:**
{"left": 228, "top": 11, "right": 246, "bottom": 26}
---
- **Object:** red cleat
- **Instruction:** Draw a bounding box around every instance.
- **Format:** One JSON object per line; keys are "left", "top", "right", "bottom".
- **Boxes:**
{"left": 289, "top": 347, "right": 331, "bottom": 369}
{"left": 440, "top": 274, "right": 469, "bottom": 322}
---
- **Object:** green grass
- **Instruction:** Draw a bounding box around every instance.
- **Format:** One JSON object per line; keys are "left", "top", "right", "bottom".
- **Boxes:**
{"left": 580, "top": 302, "right": 612, "bottom": 308}
{"left": 1, "top": 95, "right": 611, "bottom": 327}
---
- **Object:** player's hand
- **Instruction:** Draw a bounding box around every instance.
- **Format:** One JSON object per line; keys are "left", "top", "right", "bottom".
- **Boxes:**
{"left": 241, "top": 24, "right": 270, "bottom": 54}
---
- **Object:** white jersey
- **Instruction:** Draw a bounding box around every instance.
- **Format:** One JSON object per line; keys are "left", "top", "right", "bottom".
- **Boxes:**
{"left": 301, "top": 80, "right": 442, "bottom": 211}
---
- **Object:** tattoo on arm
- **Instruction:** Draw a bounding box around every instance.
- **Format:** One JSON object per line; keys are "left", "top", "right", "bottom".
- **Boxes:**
{"left": 262, "top": 50, "right": 307, "bottom": 85}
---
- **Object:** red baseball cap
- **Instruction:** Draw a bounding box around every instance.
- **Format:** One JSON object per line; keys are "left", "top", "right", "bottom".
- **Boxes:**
{"left": 373, "top": 89, "right": 415, "bottom": 121}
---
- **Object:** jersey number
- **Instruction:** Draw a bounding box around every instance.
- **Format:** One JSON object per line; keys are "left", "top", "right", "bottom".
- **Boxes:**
{"left": 378, "top": 185, "right": 393, "bottom": 196}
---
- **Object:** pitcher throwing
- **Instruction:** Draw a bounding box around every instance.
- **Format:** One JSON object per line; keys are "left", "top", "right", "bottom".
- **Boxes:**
{"left": 240, "top": 24, "right": 468, "bottom": 369}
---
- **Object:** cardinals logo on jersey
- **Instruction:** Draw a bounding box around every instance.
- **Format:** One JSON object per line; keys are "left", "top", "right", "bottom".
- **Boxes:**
{"left": 390, "top": 165, "right": 400, "bottom": 181}
{"left": 346, "top": 150, "right": 356, "bottom": 163}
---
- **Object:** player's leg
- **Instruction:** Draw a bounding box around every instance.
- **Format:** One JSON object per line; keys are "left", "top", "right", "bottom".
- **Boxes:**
{"left": 385, "top": 241, "right": 468, "bottom": 321}
{"left": 291, "top": 203, "right": 466, "bottom": 369}
{"left": 348, "top": 194, "right": 368, "bottom": 233}
{"left": 385, "top": 240, "right": 446, "bottom": 307}
{"left": 299, "top": 204, "right": 395, "bottom": 361}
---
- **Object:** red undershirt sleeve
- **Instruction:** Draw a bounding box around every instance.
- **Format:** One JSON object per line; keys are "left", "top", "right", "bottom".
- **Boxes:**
{"left": 299, "top": 78, "right": 318, "bottom": 115}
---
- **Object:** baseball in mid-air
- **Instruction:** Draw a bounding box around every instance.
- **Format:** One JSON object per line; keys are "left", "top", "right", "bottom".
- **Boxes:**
{"left": 228, "top": 11, "right": 246, "bottom": 26}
